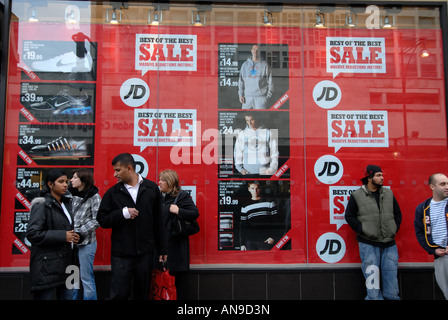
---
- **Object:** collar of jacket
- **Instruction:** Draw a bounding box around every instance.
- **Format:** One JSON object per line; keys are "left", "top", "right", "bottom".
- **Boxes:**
{"left": 30, "top": 193, "right": 72, "bottom": 211}
{"left": 115, "top": 177, "right": 155, "bottom": 195}
{"left": 69, "top": 185, "right": 99, "bottom": 200}
{"left": 361, "top": 184, "right": 383, "bottom": 195}
{"left": 47, "top": 193, "right": 72, "bottom": 206}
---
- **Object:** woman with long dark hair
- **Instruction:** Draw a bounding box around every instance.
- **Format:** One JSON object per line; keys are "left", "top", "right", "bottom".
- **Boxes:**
{"left": 26, "top": 169, "right": 79, "bottom": 300}
{"left": 70, "top": 168, "right": 101, "bottom": 300}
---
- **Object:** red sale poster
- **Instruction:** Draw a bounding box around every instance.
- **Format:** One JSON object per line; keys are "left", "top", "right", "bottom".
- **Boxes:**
{"left": 303, "top": 27, "right": 447, "bottom": 264}
{"left": 0, "top": 18, "right": 445, "bottom": 269}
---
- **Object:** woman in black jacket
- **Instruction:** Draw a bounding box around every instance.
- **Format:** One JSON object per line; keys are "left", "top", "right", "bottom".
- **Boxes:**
{"left": 26, "top": 169, "right": 80, "bottom": 300}
{"left": 158, "top": 169, "right": 199, "bottom": 300}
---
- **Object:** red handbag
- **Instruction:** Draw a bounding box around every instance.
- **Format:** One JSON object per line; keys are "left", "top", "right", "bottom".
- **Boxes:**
{"left": 149, "top": 262, "right": 177, "bottom": 300}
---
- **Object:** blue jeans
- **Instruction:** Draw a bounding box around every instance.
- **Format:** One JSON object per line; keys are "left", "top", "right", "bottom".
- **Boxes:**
{"left": 359, "top": 242, "right": 400, "bottom": 300}
{"left": 74, "top": 242, "right": 97, "bottom": 300}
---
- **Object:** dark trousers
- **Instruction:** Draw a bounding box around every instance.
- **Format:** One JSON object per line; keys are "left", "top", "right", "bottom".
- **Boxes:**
{"left": 33, "top": 285, "right": 74, "bottom": 300}
{"left": 170, "top": 271, "right": 189, "bottom": 300}
{"left": 110, "top": 252, "right": 153, "bottom": 300}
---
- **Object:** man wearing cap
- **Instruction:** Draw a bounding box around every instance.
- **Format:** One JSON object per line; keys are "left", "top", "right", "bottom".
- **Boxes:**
{"left": 345, "top": 164, "right": 402, "bottom": 300}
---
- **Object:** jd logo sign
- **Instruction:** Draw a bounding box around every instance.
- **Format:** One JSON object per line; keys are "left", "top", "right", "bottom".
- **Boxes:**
{"left": 316, "top": 233, "right": 346, "bottom": 263}
{"left": 314, "top": 155, "right": 343, "bottom": 185}
{"left": 120, "top": 78, "right": 150, "bottom": 107}
{"left": 316, "top": 87, "right": 338, "bottom": 102}
{"left": 319, "top": 239, "right": 341, "bottom": 256}
{"left": 132, "top": 154, "right": 149, "bottom": 178}
{"left": 313, "top": 80, "right": 341, "bottom": 109}
{"left": 317, "top": 161, "right": 340, "bottom": 177}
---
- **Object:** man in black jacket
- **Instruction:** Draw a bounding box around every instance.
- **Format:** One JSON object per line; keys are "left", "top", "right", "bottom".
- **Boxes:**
{"left": 97, "top": 153, "right": 167, "bottom": 300}
{"left": 414, "top": 173, "right": 448, "bottom": 299}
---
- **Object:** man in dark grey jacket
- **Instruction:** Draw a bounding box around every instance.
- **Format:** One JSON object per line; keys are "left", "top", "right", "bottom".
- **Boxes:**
{"left": 414, "top": 173, "right": 448, "bottom": 299}
{"left": 345, "top": 164, "right": 402, "bottom": 300}
{"left": 97, "top": 153, "right": 167, "bottom": 300}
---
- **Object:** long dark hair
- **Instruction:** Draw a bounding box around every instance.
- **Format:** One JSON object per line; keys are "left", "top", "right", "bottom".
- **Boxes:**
{"left": 72, "top": 168, "right": 94, "bottom": 190}
{"left": 41, "top": 169, "right": 67, "bottom": 195}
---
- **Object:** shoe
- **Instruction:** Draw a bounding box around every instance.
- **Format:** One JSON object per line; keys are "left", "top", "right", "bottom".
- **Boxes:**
{"left": 28, "top": 137, "right": 90, "bottom": 159}
{"left": 29, "top": 90, "right": 92, "bottom": 115}
{"left": 31, "top": 51, "right": 93, "bottom": 73}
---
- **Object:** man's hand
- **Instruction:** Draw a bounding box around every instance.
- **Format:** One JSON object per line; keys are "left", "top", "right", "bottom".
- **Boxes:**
{"left": 128, "top": 208, "right": 139, "bottom": 219}
{"left": 435, "top": 248, "right": 447, "bottom": 257}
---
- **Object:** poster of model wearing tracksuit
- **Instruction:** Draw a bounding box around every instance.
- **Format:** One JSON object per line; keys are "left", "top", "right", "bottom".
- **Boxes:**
{"left": 218, "top": 43, "right": 289, "bottom": 109}
{"left": 218, "top": 180, "right": 290, "bottom": 251}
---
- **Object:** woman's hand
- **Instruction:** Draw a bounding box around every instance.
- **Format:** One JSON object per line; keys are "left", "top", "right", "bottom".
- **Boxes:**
{"left": 66, "top": 230, "right": 80, "bottom": 244}
{"left": 169, "top": 204, "right": 179, "bottom": 215}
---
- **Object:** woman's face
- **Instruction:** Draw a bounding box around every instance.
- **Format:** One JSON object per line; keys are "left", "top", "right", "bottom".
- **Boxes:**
{"left": 49, "top": 175, "right": 69, "bottom": 198}
{"left": 158, "top": 178, "right": 169, "bottom": 193}
{"left": 70, "top": 173, "right": 83, "bottom": 190}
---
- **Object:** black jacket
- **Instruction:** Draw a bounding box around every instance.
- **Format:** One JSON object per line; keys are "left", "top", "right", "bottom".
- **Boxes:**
{"left": 161, "top": 191, "right": 199, "bottom": 272}
{"left": 414, "top": 197, "right": 448, "bottom": 258}
{"left": 26, "top": 194, "right": 78, "bottom": 292}
{"left": 97, "top": 178, "right": 166, "bottom": 257}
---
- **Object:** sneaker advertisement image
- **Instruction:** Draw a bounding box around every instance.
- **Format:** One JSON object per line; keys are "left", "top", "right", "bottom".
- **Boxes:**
{"left": 20, "top": 82, "right": 95, "bottom": 123}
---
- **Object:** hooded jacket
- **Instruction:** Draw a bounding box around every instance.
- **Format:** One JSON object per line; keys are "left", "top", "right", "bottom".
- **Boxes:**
{"left": 234, "top": 125, "right": 279, "bottom": 175}
{"left": 26, "top": 193, "right": 77, "bottom": 292}
{"left": 238, "top": 58, "right": 273, "bottom": 98}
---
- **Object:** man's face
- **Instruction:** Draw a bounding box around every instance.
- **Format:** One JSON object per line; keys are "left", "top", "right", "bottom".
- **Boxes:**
{"left": 251, "top": 45, "right": 260, "bottom": 58}
{"left": 431, "top": 174, "right": 448, "bottom": 200}
{"left": 370, "top": 172, "right": 384, "bottom": 187}
{"left": 245, "top": 115, "right": 257, "bottom": 129}
{"left": 113, "top": 162, "right": 132, "bottom": 184}
{"left": 248, "top": 183, "right": 260, "bottom": 197}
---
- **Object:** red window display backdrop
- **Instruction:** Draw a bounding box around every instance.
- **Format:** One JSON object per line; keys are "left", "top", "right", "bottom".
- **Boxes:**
{"left": 0, "top": 20, "right": 446, "bottom": 269}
